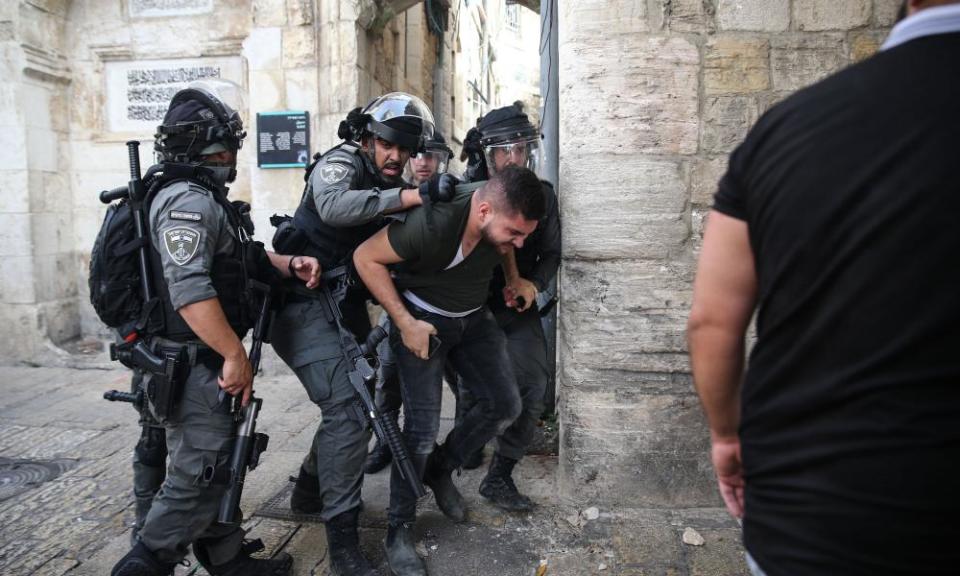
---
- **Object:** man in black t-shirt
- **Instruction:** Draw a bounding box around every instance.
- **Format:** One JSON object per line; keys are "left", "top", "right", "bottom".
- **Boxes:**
{"left": 688, "top": 2, "right": 960, "bottom": 575}
{"left": 353, "top": 165, "right": 545, "bottom": 576}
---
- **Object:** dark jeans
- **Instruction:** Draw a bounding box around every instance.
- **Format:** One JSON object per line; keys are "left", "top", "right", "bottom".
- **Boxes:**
{"left": 456, "top": 306, "right": 548, "bottom": 461}
{"left": 388, "top": 304, "right": 521, "bottom": 524}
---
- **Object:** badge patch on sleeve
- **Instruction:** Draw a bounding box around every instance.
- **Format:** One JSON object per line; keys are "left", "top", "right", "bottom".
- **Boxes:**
{"left": 319, "top": 163, "right": 350, "bottom": 184}
{"left": 163, "top": 227, "right": 201, "bottom": 266}
{"left": 169, "top": 210, "right": 202, "bottom": 222}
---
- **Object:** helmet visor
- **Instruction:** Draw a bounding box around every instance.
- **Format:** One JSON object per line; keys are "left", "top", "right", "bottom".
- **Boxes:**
{"left": 364, "top": 92, "right": 435, "bottom": 151}
{"left": 484, "top": 136, "right": 541, "bottom": 176}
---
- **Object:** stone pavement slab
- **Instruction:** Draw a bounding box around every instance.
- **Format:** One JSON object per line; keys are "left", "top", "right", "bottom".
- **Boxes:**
{"left": 0, "top": 365, "right": 749, "bottom": 575}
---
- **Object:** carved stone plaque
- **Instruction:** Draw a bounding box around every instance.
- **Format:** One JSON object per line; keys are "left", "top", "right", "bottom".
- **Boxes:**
{"left": 104, "top": 57, "right": 244, "bottom": 134}
{"left": 129, "top": 0, "right": 213, "bottom": 18}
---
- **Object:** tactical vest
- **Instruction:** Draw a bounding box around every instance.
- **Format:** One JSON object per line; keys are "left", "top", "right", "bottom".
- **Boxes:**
{"left": 292, "top": 143, "right": 393, "bottom": 270}
{"left": 146, "top": 173, "right": 269, "bottom": 342}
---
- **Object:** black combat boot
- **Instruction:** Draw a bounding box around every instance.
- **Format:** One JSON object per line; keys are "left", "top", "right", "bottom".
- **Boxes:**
{"left": 325, "top": 508, "right": 376, "bottom": 576}
{"left": 384, "top": 521, "right": 427, "bottom": 576}
{"left": 479, "top": 453, "right": 535, "bottom": 512}
{"left": 289, "top": 466, "right": 323, "bottom": 514}
{"left": 194, "top": 539, "right": 292, "bottom": 576}
{"left": 461, "top": 447, "right": 484, "bottom": 470}
{"left": 423, "top": 444, "right": 466, "bottom": 522}
{"left": 111, "top": 541, "right": 177, "bottom": 576}
{"left": 364, "top": 440, "right": 393, "bottom": 474}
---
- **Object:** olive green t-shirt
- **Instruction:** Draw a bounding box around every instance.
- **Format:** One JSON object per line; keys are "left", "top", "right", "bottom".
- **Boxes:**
{"left": 387, "top": 187, "right": 501, "bottom": 313}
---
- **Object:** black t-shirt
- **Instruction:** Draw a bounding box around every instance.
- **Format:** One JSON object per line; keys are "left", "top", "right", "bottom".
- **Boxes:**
{"left": 714, "top": 33, "right": 960, "bottom": 575}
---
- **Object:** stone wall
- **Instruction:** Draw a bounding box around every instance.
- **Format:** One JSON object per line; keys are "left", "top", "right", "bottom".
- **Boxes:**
{"left": 557, "top": 0, "right": 902, "bottom": 507}
{"left": 0, "top": 0, "right": 457, "bottom": 362}
{"left": 0, "top": 0, "right": 76, "bottom": 360}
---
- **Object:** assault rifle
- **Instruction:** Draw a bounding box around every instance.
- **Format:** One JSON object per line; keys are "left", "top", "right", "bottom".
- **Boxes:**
{"left": 101, "top": 141, "right": 188, "bottom": 419}
{"left": 317, "top": 267, "right": 427, "bottom": 499}
{"left": 218, "top": 278, "right": 273, "bottom": 525}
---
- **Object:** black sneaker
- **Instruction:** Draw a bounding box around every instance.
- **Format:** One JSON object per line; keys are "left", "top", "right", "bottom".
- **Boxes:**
{"left": 479, "top": 453, "right": 535, "bottom": 512}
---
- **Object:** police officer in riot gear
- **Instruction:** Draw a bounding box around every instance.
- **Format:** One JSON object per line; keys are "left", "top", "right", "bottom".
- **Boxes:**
{"left": 112, "top": 79, "right": 318, "bottom": 576}
{"left": 457, "top": 104, "right": 561, "bottom": 511}
{"left": 273, "top": 92, "right": 436, "bottom": 576}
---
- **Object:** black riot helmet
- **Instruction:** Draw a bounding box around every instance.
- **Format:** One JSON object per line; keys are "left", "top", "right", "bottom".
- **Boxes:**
{"left": 154, "top": 79, "right": 247, "bottom": 177}
{"left": 476, "top": 103, "right": 541, "bottom": 176}
{"left": 338, "top": 92, "right": 435, "bottom": 153}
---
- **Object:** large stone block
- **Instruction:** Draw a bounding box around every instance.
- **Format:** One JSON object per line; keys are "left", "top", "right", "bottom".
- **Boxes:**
{"left": 717, "top": 0, "right": 789, "bottom": 32}
{"left": 687, "top": 156, "right": 728, "bottom": 207}
{"left": 37, "top": 297, "right": 80, "bottom": 346}
{"left": 0, "top": 213, "right": 33, "bottom": 257}
{"left": 794, "top": 0, "right": 870, "bottom": 31}
{"left": 284, "top": 66, "right": 319, "bottom": 113}
{"left": 0, "top": 84, "right": 19, "bottom": 127}
{"left": 243, "top": 26, "right": 283, "bottom": 71}
{"left": 0, "top": 256, "right": 36, "bottom": 304}
{"left": 561, "top": 35, "right": 699, "bottom": 155}
{"left": 562, "top": 259, "right": 694, "bottom": 317}
{"left": 664, "top": 0, "right": 716, "bottom": 33}
{"left": 253, "top": 0, "right": 288, "bottom": 27}
{"left": 31, "top": 212, "right": 72, "bottom": 257}
{"left": 287, "top": 0, "right": 314, "bottom": 26}
{"left": 771, "top": 33, "right": 848, "bottom": 92}
{"left": 874, "top": 0, "right": 904, "bottom": 26}
{"left": 704, "top": 36, "right": 770, "bottom": 95}
{"left": 0, "top": 123, "right": 27, "bottom": 170}
{"left": 701, "top": 96, "right": 760, "bottom": 155}
{"left": 248, "top": 69, "right": 284, "bottom": 112}
{"left": 0, "top": 304, "right": 41, "bottom": 361}
{"left": 559, "top": 0, "right": 650, "bottom": 39}
{"left": 560, "top": 158, "right": 689, "bottom": 260}
{"left": 33, "top": 253, "right": 78, "bottom": 302}
{"left": 0, "top": 170, "right": 29, "bottom": 212}
{"left": 283, "top": 25, "right": 316, "bottom": 68}
{"left": 558, "top": 390, "right": 718, "bottom": 507}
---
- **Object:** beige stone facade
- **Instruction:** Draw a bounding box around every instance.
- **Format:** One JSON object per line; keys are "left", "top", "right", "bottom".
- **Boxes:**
{"left": 557, "top": 0, "right": 902, "bottom": 507}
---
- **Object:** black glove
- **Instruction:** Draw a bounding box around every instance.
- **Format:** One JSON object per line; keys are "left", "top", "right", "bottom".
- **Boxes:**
{"left": 419, "top": 173, "right": 459, "bottom": 203}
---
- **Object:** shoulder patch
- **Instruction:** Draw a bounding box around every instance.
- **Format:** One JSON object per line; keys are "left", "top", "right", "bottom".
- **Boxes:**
{"left": 169, "top": 210, "right": 202, "bottom": 222}
{"left": 319, "top": 162, "right": 350, "bottom": 185}
{"left": 163, "top": 227, "right": 202, "bottom": 266}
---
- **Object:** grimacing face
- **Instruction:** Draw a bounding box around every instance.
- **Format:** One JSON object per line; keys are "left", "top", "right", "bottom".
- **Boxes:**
{"left": 479, "top": 203, "right": 538, "bottom": 250}
{"left": 367, "top": 136, "right": 411, "bottom": 182}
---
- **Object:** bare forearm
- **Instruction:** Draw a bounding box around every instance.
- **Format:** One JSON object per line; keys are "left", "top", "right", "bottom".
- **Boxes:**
{"left": 354, "top": 259, "right": 415, "bottom": 330}
{"left": 500, "top": 248, "right": 519, "bottom": 283}
{"left": 688, "top": 318, "right": 744, "bottom": 440}
{"left": 178, "top": 297, "right": 246, "bottom": 361}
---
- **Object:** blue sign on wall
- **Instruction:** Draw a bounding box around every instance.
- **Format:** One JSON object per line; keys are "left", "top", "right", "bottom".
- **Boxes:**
{"left": 257, "top": 111, "right": 310, "bottom": 168}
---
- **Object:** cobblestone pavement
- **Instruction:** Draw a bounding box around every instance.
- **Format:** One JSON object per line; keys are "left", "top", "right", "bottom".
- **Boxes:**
{"left": 0, "top": 364, "right": 748, "bottom": 575}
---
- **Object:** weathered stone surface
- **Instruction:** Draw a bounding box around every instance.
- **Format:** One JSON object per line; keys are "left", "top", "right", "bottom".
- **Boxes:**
{"left": 561, "top": 35, "right": 699, "bottom": 155}
{"left": 560, "top": 158, "right": 689, "bottom": 260}
{"left": 560, "top": 0, "right": 649, "bottom": 38}
{"left": 287, "top": 0, "right": 313, "bottom": 26}
{"left": 253, "top": 0, "right": 287, "bottom": 27}
{"left": 771, "top": 33, "right": 848, "bottom": 91}
{"left": 243, "top": 26, "right": 282, "bottom": 71}
{"left": 701, "top": 96, "right": 760, "bottom": 155}
{"left": 704, "top": 36, "right": 770, "bottom": 95}
{"left": 687, "top": 156, "right": 728, "bottom": 206}
{"left": 282, "top": 25, "right": 315, "bottom": 68}
{"left": 850, "top": 30, "right": 886, "bottom": 61}
{"left": 717, "top": 0, "right": 789, "bottom": 32}
{"left": 794, "top": 0, "right": 870, "bottom": 32}
{"left": 664, "top": 0, "right": 716, "bottom": 33}
{"left": 874, "top": 0, "right": 904, "bottom": 27}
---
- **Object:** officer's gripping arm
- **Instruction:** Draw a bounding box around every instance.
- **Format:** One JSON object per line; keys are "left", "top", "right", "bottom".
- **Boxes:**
{"left": 311, "top": 155, "right": 421, "bottom": 227}
{"left": 353, "top": 226, "right": 437, "bottom": 360}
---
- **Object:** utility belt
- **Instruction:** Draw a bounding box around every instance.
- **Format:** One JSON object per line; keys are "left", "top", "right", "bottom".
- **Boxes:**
{"left": 282, "top": 265, "right": 353, "bottom": 305}
{"left": 111, "top": 335, "right": 222, "bottom": 421}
